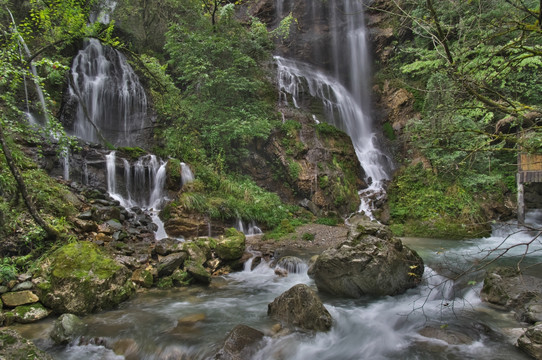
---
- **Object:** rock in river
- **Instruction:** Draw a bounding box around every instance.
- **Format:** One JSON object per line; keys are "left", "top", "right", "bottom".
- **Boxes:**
{"left": 214, "top": 324, "right": 264, "bottom": 360}
{"left": 308, "top": 220, "right": 424, "bottom": 297}
{"left": 267, "top": 284, "right": 332, "bottom": 332}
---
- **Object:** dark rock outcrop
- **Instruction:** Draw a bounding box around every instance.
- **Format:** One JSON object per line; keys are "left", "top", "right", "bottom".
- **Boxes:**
{"left": 267, "top": 284, "right": 332, "bottom": 331}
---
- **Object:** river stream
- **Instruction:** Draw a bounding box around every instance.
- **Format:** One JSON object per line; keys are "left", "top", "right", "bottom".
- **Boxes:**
{"left": 12, "top": 212, "right": 542, "bottom": 359}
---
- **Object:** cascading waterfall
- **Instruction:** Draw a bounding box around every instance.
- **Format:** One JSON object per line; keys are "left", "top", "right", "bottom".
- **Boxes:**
{"left": 105, "top": 151, "right": 167, "bottom": 210}
{"left": 274, "top": 0, "right": 393, "bottom": 218}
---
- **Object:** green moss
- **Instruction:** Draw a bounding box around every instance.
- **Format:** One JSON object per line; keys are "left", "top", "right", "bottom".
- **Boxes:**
{"left": 316, "top": 217, "right": 339, "bottom": 226}
{"left": 316, "top": 122, "right": 341, "bottom": 137}
{"left": 157, "top": 277, "right": 173, "bottom": 289}
{"left": 382, "top": 122, "right": 396, "bottom": 140}
{"left": 215, "top": 229, "right": 246, "bottom": 260}
{"left": 49, "top": 242, "right": 121, "bottom": 280}
{"left": 117, "top": 147, "right": 147, "bottom": 159}
{"left": 171, "top": 269, "right": 192, "bottom": 287}
{"left": 0, "top": 332, "right": 17, "bottom": 345}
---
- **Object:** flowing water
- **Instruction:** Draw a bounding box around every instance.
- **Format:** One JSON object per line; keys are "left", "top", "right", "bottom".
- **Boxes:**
{"left": 66, "top": 38, "right": 149, "bottom": 147}
{"left": 274, "top": 0, "right": 394, "bottom": 218}
{"left": 16, "top": 212, "right": 541, "bottom": 359}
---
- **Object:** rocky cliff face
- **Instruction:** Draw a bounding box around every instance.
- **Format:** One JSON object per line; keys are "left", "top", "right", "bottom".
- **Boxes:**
{"left": 240, "top": 106, "right": 366, "bottom": 217}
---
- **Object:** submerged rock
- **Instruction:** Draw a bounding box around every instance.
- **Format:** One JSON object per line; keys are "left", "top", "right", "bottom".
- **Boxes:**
{"left": 50, "top": 313, "right": 86, "bottom": 345}
{"left": 0, "top": 329, "right": 53, "bottom": 359}
{"left": 214, "top": 324, "right": 264, "bottom": 360}
{"left": 267, "top": 284, "right": 332, "bottom": 332}
{"left": 36, "top": 241, "right": 135, "bottom": 315}
{"left": 418, "top": 326, "right": 474, "bottom": 345}
{"left": 517, "top": 323, "right": 542, "bottom": 360}
{"left": 308, "top": 219, "right": 424, "bottom": 297}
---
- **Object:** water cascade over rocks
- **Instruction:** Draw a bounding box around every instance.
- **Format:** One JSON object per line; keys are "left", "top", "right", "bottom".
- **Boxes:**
{"left": 274, "top": 0, "right": 394, "bottom": 218}
{"left": 62, "top": 38, "right": 150, "bottom": 147}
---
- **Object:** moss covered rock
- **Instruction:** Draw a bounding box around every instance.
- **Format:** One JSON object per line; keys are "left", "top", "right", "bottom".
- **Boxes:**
{"left": 0, "top": 329, "right": 53, "bottom": 359}
{"left": 36, "top": 241, "right": 135, "bottom": 315}
{"left": 12, "top": 303, "right": 52, "bottom": 324}
{"left": 185, "top": 260, "right": 211, "bottom": 284}
{"left": 215, "top": 228, "right": 246, "bottom": 261}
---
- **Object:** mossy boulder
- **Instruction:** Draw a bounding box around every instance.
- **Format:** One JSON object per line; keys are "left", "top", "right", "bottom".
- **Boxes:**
{"left": 0, "top": 329, "right": 53, "bottom": 359}
{"left": 215, "top": 228, "right": 246, "bottom": 261}
{"left": 185, "top": 260, "right": 211, "bottom": 284}
{"left": 131, "top": 269, "right": 154, "bottom": 288}
{"left": 36, "top": 241, "right": 135, "bottom": 315}
{"left": 183, "top": 241, "right": 208, "bottom": 265}
{"left": 12, "top": 303, "right": 52, "bottom": 324}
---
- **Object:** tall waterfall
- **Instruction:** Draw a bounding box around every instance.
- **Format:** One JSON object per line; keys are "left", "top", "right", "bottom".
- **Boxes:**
{"left": 275, "top": 0, "right": 393, "bottom": 217}
{"left": 65, "top": 38, "right": 149, "bottom": 147}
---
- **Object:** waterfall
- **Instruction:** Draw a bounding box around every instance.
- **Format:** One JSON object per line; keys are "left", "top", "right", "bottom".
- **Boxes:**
{"left": 274, "top": 0, "right": 393, "bottom": 218}
{"left": 66, "top": 38, "right": 148, "bottom": 147}
{"left": 180, "top": 162, "right": 195, "bottom": 186}
{"left": 235, "top": 218, "right": 263, "bottom": 236}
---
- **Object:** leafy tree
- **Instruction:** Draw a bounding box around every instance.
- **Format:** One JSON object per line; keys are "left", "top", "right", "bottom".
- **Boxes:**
{"left": 374, "top": 0, "right": 541, "bottom": 235}
{"left": 161, "top": 1, "right": 274, "bottom": 167}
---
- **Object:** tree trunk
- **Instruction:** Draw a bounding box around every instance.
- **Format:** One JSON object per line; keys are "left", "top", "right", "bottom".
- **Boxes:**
{"left": 0, "top": 121, "right": 59, "bottom": 239}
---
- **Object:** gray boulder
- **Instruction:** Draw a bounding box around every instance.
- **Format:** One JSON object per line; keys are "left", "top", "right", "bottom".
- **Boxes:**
{"left": 267, "top": 284, "right": 332, "bottom": 332}
{"left": 50, "top": 313, "right": 86, "bottom": 344}
{"left": 517, "top": 323, "right": 542, "bottom": 360}
{"left": 308, "top": 232, "right": 424, "bottom": 297}
{"left": 481, "top": 267, "right": 542, "bottom": 323}
{"left": 214, "top": 324, "right": 264, "bottom": 360}
{"left": 157, "top": 252, "right": 188, "bottom": 277}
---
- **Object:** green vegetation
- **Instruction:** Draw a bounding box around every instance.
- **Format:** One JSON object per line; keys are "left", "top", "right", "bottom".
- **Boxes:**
{"left": 170, "top": 168, "right": 299, "bottom": 230}
{"left": 157, "top": 1, "right": 275, "bottom": 166}
{"left": 381, "top": 0, "right": 541, "bottom": 237}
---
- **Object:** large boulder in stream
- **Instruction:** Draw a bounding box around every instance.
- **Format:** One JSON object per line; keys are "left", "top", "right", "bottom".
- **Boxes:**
{"left": 214, "top": 324, "right": 265, "bottom": 360}
{"left": 35, "top": 241, "right": 135, "bottom": 315}
{"left": 308, "top": 219, "right": 424, "bottom": 297}
{"left": 267, "top": 284, "right": 332, "bottom": 332}
{"left": 481, "top": 267, "right": 542, "bottom": 323}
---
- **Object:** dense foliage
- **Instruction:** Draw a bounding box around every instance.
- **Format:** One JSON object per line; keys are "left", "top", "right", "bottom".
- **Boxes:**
{"left": 382, "top": 0, "right": 542, "bottom": 237}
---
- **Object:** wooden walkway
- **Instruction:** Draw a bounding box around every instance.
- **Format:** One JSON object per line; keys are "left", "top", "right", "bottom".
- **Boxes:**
{"left": 517, "top": 152, "right": 542, "bottom": 224}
